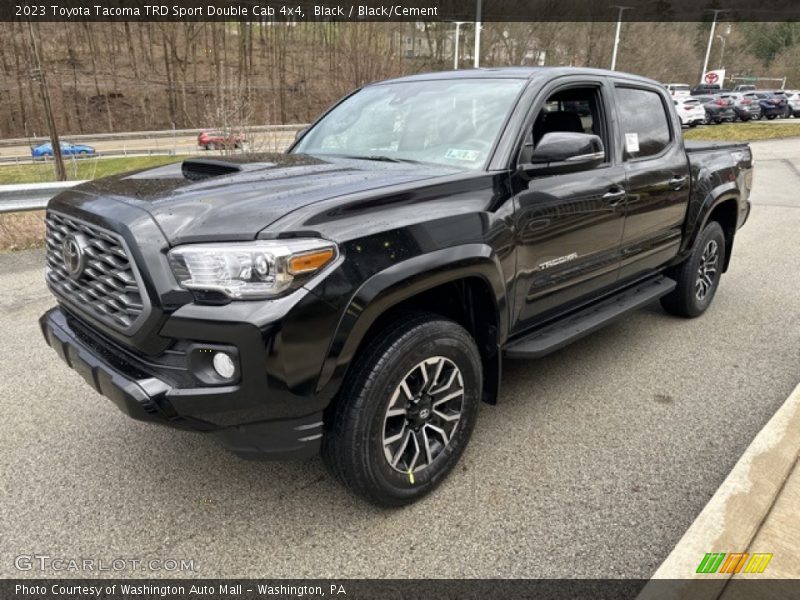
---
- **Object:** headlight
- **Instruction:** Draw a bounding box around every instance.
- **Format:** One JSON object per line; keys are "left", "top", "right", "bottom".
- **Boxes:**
{"left": 168, "top": 239, "right": 337, "bottom": 300}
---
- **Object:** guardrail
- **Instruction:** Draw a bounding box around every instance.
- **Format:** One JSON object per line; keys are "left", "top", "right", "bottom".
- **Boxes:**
{"left": 0, "top": 181, "right": 84, "bottom": 214}
{"left": 0, "top": 123, "right": 309, "bottom": 148}
{"left": 0, "top": 148, "right": 180, "bottom": 165}
{"left": 0, "top": 148, "right": 182, "bottom": 165}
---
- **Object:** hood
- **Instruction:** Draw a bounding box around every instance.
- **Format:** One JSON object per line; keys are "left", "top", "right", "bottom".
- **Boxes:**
{"left": 68, "top": 153, "right": 456, "bottom": 244}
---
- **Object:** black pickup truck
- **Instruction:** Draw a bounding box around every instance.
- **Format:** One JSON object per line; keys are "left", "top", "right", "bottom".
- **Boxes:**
{"left": 40, "top": 67, "right": 752, "bottom": 505}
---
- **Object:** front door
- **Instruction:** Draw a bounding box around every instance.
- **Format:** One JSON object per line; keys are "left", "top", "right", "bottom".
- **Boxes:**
{"left": 510, "top": 79, "right": 627, "bottom": 334}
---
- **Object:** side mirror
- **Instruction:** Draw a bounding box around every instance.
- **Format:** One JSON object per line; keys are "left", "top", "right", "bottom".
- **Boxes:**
{"left": 520, "top": 132, "right": 605, "bottom": 175}
{"left": 294, "top": 126, "right": 309, "bottom": 141}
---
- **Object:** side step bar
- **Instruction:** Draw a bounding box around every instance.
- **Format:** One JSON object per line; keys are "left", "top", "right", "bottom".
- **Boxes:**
{"left": 504, "top": 276, "right": 677, "bottom": 359}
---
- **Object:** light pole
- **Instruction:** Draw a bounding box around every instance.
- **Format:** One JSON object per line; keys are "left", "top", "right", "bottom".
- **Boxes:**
{"left": 700, "top": 9, "right": 726, "bottom": 83}
{"left": 610, "top": 6, "right": 632, "bottom": 71}
{"left": 473, "top": 0, "right": 481, "bottom": 68}
{"left": 716, "top": 34, "right": 727, "bottom": 69}
{"left": 453, "top": 21, "right": 466, "bottom": 70}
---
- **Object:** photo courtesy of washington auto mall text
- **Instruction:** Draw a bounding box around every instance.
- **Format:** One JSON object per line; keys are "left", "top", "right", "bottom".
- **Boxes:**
{"left": 2, "top": 0, "right": 800, "bottom": 598}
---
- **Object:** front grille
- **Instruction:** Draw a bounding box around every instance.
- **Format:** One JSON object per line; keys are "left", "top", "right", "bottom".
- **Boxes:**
{"left": 45, "top": 211, "right": 147, "bottom": 332}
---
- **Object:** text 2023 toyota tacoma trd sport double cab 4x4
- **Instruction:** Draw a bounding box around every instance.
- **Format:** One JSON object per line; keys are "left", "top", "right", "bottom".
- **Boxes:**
{"left": 41, "top": 68, "right": 752, "bottom": 505}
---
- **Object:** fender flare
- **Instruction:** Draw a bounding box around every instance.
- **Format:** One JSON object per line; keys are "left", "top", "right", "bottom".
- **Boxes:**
{"left": 315, "top": 243, "right": 508, "bottom": 395}
{"left": 681, "top": 181, "right": 740, "bottom": 257}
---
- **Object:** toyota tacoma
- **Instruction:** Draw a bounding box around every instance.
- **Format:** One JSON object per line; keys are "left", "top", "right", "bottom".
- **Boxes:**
{"left": 40, "top": 68, "right": 752, "bottom": 505}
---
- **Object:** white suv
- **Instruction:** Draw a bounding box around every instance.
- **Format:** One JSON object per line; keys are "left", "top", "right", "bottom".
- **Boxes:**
{"left": 674, "top": 98, "right": 706, "bottom": 127}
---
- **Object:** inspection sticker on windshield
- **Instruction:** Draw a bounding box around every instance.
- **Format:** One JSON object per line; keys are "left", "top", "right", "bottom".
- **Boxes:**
{"left": 625, "top": 133, "right": 640, "bottom": 154}
{"left": 445, "top": 148, "right": 480, "bottom": 162}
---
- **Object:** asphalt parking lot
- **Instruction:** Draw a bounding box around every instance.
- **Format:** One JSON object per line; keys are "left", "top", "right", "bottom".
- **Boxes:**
{"left": 1, "top": 139, "right": 799, "bottom": 579}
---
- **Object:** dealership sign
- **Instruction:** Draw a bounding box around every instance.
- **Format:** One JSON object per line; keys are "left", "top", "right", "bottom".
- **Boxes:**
{"left": 703, "top": 69, "right": 726, "bottom": 86}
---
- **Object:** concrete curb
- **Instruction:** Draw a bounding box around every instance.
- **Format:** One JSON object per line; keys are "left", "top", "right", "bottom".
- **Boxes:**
{"left": 637, "top": 382, "right": 800, "bottom": 600}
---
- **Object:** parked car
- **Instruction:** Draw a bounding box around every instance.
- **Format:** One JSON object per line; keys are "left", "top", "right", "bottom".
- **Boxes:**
{"left": 665, "top": 83, "right": 692, "bottom": 98}
{"left": 31, "top": 141, "right": 96, "bottom": 158}
{"left": 197, "top": 130, "right": 245, "bottom": 150}
{"left": 723, "top": 93, "right": 761, "bottom": 121}
{"left": 674, "top": 97, "right": 705, "bottom": 127}
{"left": 732, "top": 84, "right": 756, "bottom": 93}
{"left": 754, "top": 92, "right": 787, "bottom": 119}
{"left": 696, "top": 95, "right": 737, "bottom": 124}
{"left": 769, "top": 90, "right": 798, "bottom": 118}
{"left": 41, "top": 67, "right": 753, "bottom": 506}
{"left": 786, "top": 91, "right": 800, "bottom": 117}
{"left": 691, "top": 83, "right": 728, "bottom": 96}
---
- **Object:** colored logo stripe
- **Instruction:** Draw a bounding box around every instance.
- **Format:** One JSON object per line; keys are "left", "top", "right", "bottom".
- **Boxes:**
{"left": 696, "top": 552, "right": 773, "bottom": 574}
{"left": 697, "top": 553, "right": 726, "bottom": 573}
{"left": 720, "top": 553, "right": 748, "bottom": 574}
{"left": 744, "top": 553, "right": 773, "bottom": 573}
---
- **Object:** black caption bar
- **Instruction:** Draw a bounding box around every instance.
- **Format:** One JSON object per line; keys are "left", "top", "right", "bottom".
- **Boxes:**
{"left": 4, "top": 579, "right": 800, "bottom": 600}
{"left": 3, "top": 0, "right": 800, "bottom": 22}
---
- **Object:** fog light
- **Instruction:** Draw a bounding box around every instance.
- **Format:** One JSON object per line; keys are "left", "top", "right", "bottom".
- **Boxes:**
{"left": 212, "top": 352, "right": 236, "bottom": 379}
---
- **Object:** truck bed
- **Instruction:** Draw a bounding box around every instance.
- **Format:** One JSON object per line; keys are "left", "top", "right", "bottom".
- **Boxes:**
{"left": 684, "top": 140, "right": 750, "bottom": 154}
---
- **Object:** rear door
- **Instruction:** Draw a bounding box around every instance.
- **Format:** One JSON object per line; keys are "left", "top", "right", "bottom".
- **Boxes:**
{"left": 612, "top": 83, "right": 691, "bottom": 280}
{"left": 509, "top": 76, "right": 627, "bottom": 333}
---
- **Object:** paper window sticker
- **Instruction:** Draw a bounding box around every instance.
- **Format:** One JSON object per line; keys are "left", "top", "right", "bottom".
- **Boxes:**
{"left": 625, "top": 133, "right": 640, "bottom": 154}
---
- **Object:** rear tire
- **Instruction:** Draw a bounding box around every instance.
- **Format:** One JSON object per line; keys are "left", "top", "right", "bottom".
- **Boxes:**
{"left": 322, "top": 313, "right": 482, "bottom": 506}
{"left": 661, "top": 221, "right": 726, "bottom": 318}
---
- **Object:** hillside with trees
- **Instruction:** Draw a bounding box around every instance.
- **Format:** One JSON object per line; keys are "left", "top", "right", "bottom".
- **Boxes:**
{"left": 1, "top": 21, "right": 798, "bottom": 138}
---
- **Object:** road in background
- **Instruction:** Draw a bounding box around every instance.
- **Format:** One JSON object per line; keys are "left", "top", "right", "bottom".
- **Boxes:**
{"left": 0, "top": 139, "right": 798, "bottom": 578}
{"left": 0, "top": 130, "right": 298, "bottom": 164}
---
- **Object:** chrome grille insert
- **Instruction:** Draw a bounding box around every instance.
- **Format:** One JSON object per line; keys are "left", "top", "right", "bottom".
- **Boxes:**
{"left": 45, "top": 211, "right": 146, "bottom": 332}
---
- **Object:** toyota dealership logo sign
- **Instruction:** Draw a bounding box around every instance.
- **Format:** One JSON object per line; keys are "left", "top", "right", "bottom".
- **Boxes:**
{"left": 703, "top": 69, "right": 726, "bottom": 86}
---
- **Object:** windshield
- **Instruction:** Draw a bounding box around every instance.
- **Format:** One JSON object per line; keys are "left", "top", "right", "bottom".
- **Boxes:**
{"left": 292, "top": 79, "right": 526, "bottom": 170}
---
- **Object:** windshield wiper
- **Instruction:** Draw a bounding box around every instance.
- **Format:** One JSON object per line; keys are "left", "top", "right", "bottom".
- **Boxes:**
{"left": 340, "top": 154, "right": 420, "bottom": 164}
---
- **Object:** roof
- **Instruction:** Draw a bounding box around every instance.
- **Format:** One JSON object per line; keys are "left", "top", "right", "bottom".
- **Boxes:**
{"left": 373, "top": 66, "right": 661, "bottom": 87}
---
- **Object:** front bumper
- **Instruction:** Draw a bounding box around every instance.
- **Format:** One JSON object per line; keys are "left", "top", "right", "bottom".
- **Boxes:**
{"left": 40, "top": 306, "right": 323, "bottom": 459}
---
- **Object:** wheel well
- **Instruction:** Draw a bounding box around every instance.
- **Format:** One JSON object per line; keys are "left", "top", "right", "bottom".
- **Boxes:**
{"left": 355, "top": 277, "right": 502, "bottom": 405}
{"left": 706, "top": 198, "right": 738, "bottom": 272}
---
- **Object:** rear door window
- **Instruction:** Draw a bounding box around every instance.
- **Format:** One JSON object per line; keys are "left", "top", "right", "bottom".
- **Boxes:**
{"left": 615, "top": 87, "right": 672, "bottom": 160}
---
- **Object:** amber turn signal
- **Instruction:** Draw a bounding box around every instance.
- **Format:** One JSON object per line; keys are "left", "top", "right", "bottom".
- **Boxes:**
{"left": 288, "top": 248, "right": 335, "bottom": 275}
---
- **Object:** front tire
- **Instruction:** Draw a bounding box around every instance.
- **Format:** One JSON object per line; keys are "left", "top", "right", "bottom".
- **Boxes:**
{"left": 322, "top": 313, "right": 482, "bottom": 506}
{"left": 661, "top": 221, "right": 726, "bottom": 318}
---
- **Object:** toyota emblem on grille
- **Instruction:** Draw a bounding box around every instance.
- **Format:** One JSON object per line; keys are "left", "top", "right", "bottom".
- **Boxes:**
{"left": 61, "top": 234, "right": 88, "bottom": 279}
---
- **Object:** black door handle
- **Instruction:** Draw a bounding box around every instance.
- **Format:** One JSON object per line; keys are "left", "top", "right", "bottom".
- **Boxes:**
{"left": 669, "top": 175, "right": 688, "bottom": 190}
{"left": 602, "top": 187, "right": 626, "bottom": 206}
